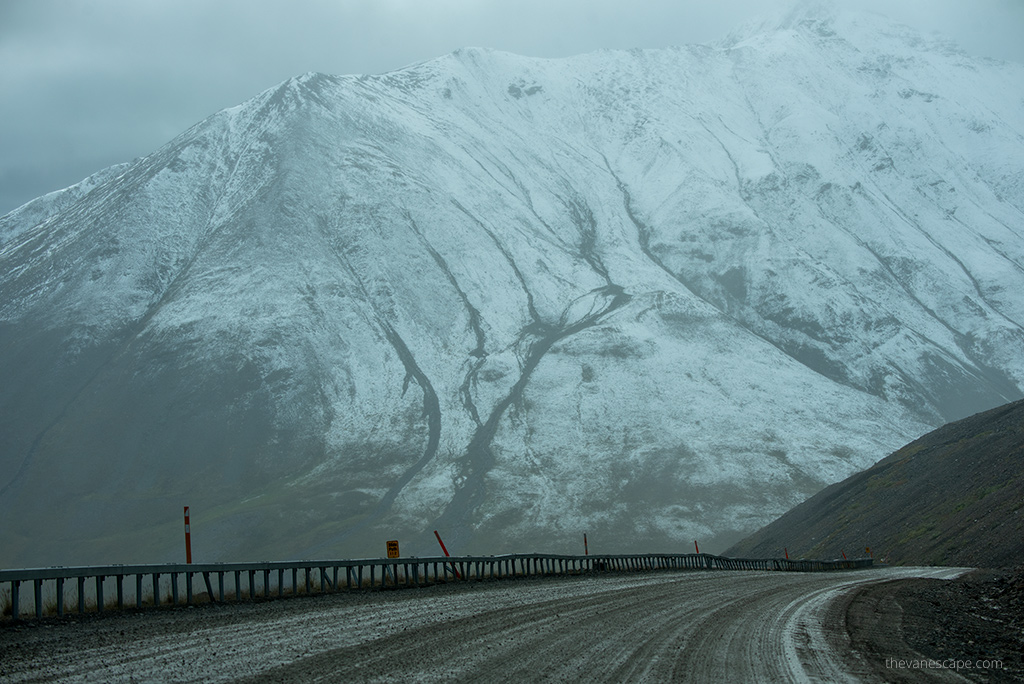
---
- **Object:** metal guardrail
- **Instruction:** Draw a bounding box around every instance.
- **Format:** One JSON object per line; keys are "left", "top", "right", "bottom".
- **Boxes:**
{"left": 0, "top": 553, "right": 872, "bottom": 621}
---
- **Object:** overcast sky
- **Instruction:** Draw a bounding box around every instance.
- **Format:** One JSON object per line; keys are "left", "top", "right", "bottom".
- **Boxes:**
{"left": 1, "top": 0, "right": 1022, "bottom": 217}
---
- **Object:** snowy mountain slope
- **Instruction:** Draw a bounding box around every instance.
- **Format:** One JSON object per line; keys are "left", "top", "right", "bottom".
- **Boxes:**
{"left": 1, "top": 8, "right": 1022, "bottom": 566}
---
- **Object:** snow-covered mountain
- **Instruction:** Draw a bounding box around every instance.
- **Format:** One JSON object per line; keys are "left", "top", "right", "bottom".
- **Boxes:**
{"left": 2, "top": 7, "right": 1022, "bottom": 566}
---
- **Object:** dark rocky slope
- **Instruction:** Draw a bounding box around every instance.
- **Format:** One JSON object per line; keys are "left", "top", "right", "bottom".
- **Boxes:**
{"left": 726, "top": 399, "right": 1024, "bottom": 567}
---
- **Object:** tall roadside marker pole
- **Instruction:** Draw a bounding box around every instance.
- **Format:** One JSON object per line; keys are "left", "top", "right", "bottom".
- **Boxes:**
{"left": 584, "top": 533, "right": 589, "bottom": 556}
{"left": 184, "top": 506, "right": 192, "bottom": 564}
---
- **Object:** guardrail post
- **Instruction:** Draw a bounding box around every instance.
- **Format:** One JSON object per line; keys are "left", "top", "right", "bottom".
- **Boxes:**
{"left": 117, "top": 575, "right": 124, "bottom": 609}
{"left": 57, "top": 577, "right": 65, "bottom": 616}
{"left": 78, "top": 576, "right": 85, "bottom": 613}
{"left": 152, "top": 574, "right": 160, "bottom": 606}
{"left": 11, "top": 580, "right": 20, "bottom": 620}
{"left": 219, "top": 572, "right": 225, "bottom": 602}
{"left": 170, "top": 573, "right": 178, "bottom": 606}
{"left": 265, "top": 569, "right": 271, "bottom": 598}
{"left": 249, "top": 570, "right": 256, "bottom": 599}
{"left": 277, "top": 569, "right": 284, "bottom": 597}
{"left": 186, "top": 573, "right": 193, "bottom": 604}
{"left": 96, "top": 576, "right": 105, "bottom": 612}
{"left": 34, "top": 579, "right": 43, "bottom": 618}
{"left": 202, "top": 572, "right": 215, "bottom": 602}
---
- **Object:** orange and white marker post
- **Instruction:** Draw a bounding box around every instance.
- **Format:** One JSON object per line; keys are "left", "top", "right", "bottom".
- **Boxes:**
{"left": 433, "top": 530, "right": 461, "bottom": 579}
{"left": 184, "top": 506, "right": 192, "bottom": 564}
{"left": 694, "top": 540, "right": 700, "bottom": 554}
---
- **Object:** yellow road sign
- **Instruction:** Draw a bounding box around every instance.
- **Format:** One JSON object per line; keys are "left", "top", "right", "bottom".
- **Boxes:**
{"left": 386, "top": 540, "right": 400, "bottom": 559}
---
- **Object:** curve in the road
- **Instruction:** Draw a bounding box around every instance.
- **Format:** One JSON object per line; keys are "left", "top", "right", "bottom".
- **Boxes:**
{"left": 0, "top": 567, "right": 968, "bottom": 683}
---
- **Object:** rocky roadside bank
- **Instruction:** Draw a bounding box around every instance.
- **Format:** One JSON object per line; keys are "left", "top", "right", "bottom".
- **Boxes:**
{"left": 845, "top": 567, "right": 1024, "bottom": 683}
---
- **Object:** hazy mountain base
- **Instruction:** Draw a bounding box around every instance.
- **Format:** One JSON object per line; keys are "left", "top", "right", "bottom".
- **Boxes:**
{"left": 0, "top": 293, "right": 923, "bottom": 565}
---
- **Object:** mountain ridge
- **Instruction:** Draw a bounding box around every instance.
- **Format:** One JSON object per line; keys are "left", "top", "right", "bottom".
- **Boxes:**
{"left": 1, "top": 9, "right": 1022, "bottom": 566}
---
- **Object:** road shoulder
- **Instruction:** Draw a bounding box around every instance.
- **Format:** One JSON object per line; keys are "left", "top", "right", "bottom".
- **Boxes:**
{"left": 843, "top": 568, "right": 1024, "bottom": 683}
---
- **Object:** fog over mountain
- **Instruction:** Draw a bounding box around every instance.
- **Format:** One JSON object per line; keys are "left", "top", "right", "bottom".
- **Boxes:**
{"left": 1, "top": 6, "right": 1022, "bottom": 566}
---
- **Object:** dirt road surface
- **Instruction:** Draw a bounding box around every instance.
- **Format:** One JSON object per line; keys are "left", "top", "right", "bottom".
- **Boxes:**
{"left": 1, "top": 566, "right": 968, "bottom": 683}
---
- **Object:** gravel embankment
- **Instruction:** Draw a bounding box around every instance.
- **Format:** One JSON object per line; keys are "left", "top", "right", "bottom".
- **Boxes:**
{"left": 844, "top": 567, "right": 1024, "bottom": 683}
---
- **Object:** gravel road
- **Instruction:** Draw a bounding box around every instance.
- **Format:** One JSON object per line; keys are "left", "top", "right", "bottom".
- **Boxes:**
{"left": 0, "top": 566, "right": 967, "bottom": 683}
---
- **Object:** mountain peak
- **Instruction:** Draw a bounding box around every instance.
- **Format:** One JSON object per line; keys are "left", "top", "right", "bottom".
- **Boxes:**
{"left": 719, "top": 1, "right": 922, "bottom": 51}
{"left": 774, "top": 0, "right": 842, "bottom": 27}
